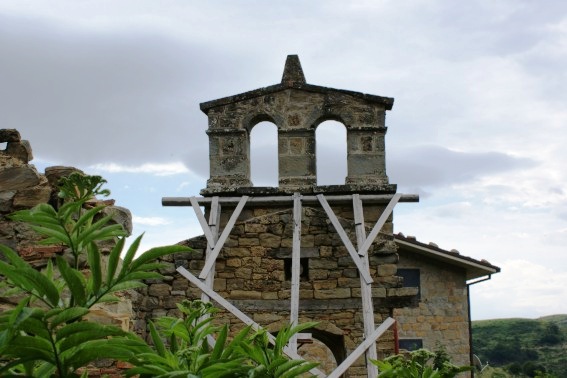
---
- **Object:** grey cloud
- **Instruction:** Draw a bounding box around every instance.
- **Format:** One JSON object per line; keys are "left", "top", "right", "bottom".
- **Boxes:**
{"left": 0, "top": 14, "right": 251, "bottom": 167}
{"left": 387, "top": 145, "right": 538, "bottom": 190}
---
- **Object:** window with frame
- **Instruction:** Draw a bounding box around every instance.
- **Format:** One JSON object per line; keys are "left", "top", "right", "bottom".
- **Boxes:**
{"left": 398, "top": 338, "right": 423, "bottom": 351}
{"left": 397, "top": 268, "right": 421, "bottom": 299}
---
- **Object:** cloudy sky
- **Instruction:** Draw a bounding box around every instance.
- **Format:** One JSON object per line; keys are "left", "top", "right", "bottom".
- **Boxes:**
{"left": 1, "top": 0, "right": 566, "bottom": 320}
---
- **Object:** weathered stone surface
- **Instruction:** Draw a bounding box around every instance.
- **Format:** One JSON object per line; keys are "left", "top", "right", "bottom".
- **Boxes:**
{"left": 0, "top": 191, "right": 15, "bottom": 212}
{"left": 5, "top": 140, "right": 33, "bottom": 163}
{"left": 12, "top": 181, "right": 52, "bottom": 209}
{"left": 0, "top": 166, "right": 40, "bottom": 191}
{"left": 44, "top": 166, "right": 84, "bottom": 186}
{"left": 0, "top": 129, "right": 20, "bottom": 143}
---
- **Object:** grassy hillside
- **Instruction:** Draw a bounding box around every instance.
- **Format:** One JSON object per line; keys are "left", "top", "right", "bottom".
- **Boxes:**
{"left": 472, "top": 314, "right": 567, "bottom": 377}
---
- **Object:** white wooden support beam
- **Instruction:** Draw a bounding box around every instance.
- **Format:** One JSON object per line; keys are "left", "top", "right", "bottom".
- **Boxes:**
{"left": 289, "top": 192, "right": 302, "bottom": 353}
{"left": 201, "top": 196, "right": 220, "bottom": 303}
{"left": 326, "top": 317, "right": 396, "bottom": 378}
{"left": 177, "top": 266, "right": 325, "bottom": 377}
{"left": 353, "top": 194, "right": 379, "bottom": 378}
{"left": 189, "top": 196, "right": 216, "bottom": 247}
{"left": 357, "top": 193, "right": 401, "bottom": 257}
{"left": 317, "top": 194, "right": 373, "bottom": 284}
{"left": 199, "top": 196, "right": 249, "bottom": 279}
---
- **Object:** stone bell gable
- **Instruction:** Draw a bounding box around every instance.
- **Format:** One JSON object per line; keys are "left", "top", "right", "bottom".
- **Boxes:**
{"left": 200, "top": 55, "right": 395, "bottom": 194}
{"left": 159, "top": 55, "right": 420, "bottom": 377}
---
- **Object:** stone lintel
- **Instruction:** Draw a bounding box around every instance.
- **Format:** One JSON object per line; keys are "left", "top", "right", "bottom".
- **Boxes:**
{"left": 200, "top": 183, "right": 398, "bottom": 196}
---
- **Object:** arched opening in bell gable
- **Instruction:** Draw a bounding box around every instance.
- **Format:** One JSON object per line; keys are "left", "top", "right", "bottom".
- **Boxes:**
{"left": 250, "top": 121, "right": 278, "bottom": 187}
{"left": 315, "top": 120, "right": 347, "bottom": 186}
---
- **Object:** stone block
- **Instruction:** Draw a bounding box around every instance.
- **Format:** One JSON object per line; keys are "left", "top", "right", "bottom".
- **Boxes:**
{"left": 314, "top": 288, "right": 350, "bottom": 299}
{"left": 12, "top": 182, "right": 52, "bottom": 209}
{"left": 148, "top": 284, "right": 171, "bottom": 297}
{"left": 259, "top": 233, "right": 281, "bottom": 248}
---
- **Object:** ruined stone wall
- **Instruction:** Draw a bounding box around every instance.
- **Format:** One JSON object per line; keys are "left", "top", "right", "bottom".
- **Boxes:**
{"left": 394, "top": 251, "right": 471, "bottom": 369}
{"left": 133, "top": 205, "right": 417, "bottom": 377}
{"left": 0, "top": 129, "right": 136, "bottom": 376}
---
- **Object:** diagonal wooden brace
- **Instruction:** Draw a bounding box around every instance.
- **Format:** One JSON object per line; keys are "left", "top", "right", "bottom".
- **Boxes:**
{"left": 199, "top": 196, "right": 249, "bottom": 279}
{"left": 317, "top": 194, "right": 373, "bottom": 284}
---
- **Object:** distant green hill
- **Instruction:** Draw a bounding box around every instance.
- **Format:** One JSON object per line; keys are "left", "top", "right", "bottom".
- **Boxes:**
{"left": 472, "top": 314, "right": 567, "bottom": 377}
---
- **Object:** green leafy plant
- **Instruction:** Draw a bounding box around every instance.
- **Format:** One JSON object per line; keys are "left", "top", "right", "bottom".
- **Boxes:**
{"left": 372, "top": 348, "right": 471, "bottom": 378}
{"left": 0, "top": 173, "right": 319, "bottom": 378}
{"left": 0, "top": 173, "right": 189, "bottom": 377}
{"left": 128, "top": 300, "right": 319, "bottom": 378}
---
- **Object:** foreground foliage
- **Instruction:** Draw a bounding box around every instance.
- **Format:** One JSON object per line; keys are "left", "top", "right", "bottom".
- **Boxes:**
{"left": 372, "top": 348, "right": 471, "bottom": 378}
{"left": 473, "top": 316, "right": 567, "bottom": 377}
{"left": 128, "top": 300, "right": 319, "bottom": 378}
{"left": 0, "top": 173, "right": 318, "bottom": 377}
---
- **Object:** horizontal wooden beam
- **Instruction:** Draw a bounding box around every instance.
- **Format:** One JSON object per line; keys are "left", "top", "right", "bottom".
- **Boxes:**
{"left": 163, "top": 193, "right": 418, "bottom": 207}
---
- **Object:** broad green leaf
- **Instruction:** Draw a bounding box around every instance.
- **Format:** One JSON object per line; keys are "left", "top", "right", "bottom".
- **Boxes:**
{"left": 57, "top": 324, "right": 127, "bottom": 353}
{"left": 86, "top": 243, "right": 102, "bottom": 294}
{"left": 120, "top": 234, "right": 143, "bottom": 275}
{"left": 56, "top": 320, "right": 120, "bottom": 340}
{"left": 211, "top": 324, "right": 228, "bottom": 360}
{"left": 48, "top": 307, "right": 89, "bottom": 329}
{"left": 280, "top": 362, "right": 319, "bottom": 378}
{"left": 16, "top": 266, "right": 60, "bottom": 307}
{"left": 149, "top": 321, "right": 167, "bottom": 358}
{"left": 29, "top": 224, "right": 72, "bottom": 246}
{"left": 96, "top": 293, "right": 120, "bottom": 303}
{"left": 120, "top": 271, "right": 164, "bottom": 281}
{"left": 78, "top": 219, "right": 125, "bottom": 246}
{"left": 56, "top": 256, "right": 86, "bottom": 306}
{"left": 62, "top": 338, "right": 149, "bottom": 371}
{"left": 0, "top": 244, "right": 28, "bottom": 269}
{"left": 105, "top": 280, "right": 147, "bottom": 293}
{"left": 274, "top": 359, "right": 307, "bottom": 377}
{"left": 130, "top": 245, "right": 192, "bottom": 271}
{"left": 72, "top": 205, "right": 106, "bottom": 231}
{"left": 106, "top": 236, "right": 125, "bottom": 285}
{"left": 8, "top": 335, "right": 55, "bottom": 362}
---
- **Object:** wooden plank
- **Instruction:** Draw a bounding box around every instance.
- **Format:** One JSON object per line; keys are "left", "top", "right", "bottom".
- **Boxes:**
{"left": 326, "top": 317, "right": 396, "bottom": 378}
{"left": 358, "top": 193, "right": 402, "bottom": 257}
{"left": 177, "top": 266, "right": 325, "bottom": 377}
{"left": 199, "top": 195, "right": 249, "bottom": 279}
{"left": 289, "top": 192, "right": 302, "bottom": 352}
{"left": 189, "top": 196, "right": 215, "bottom": 247}
{"left": 163, "top": 193, "right": 419, "bottom": 206}
{"left": 201, "top": 196, "right": 220, "bottom": 303}
{"left": 317, "top": 194, "right": 373, "bottom": 284}
{"left": 353, "top": 194, "right": 379, "bottom": 378}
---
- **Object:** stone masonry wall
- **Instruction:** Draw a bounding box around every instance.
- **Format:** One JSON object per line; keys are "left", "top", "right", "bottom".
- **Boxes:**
{"left": 133, "top": 205, "right": 418, "bottom": 377}
{"left": 394, "top": 251, "right": 471, "bottom": 368}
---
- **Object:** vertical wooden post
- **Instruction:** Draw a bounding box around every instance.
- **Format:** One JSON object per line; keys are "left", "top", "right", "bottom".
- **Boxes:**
{"left": 289, "top": 192, "right": 302, "bottom": 352}
{"left": 353, "top": 194, "right": 379, "bottom": 378}
{"left": 201, "top": 196, "right": 220, "bottom": 303}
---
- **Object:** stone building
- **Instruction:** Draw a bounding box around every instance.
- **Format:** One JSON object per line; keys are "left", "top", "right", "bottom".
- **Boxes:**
{"left": 393, "top": 233, "right": 500, "bottom": 367}
{"left": 137, "top": 55, "right": 420, "bottom": 377}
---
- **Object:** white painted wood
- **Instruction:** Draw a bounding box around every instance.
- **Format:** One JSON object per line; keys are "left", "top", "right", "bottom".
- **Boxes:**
{"left": 199, "top": 196, "right": 249, "bottom": 279}
{"left": 326, "top": 317, "right": 396, "bottom": 378}
{"left": 358, "top": 193, "right": 402, "bottom": 257}
{"left": 163, "top": 193, "right": 419, "bottom": 206}
{"left": 317, "top": 194, "right": 373, "bottom": 284}
{"left": 177, "top": 266, "right": 325, "bottom": 377}
{"left": 201, "top": 196, "right": 220, "bottom": 303}
{"left": 289, "top": 192, "right": 302, "bottom": 352}
{"left": 189, "top": 196, "right": 215, "bottom": 247}
{"left": 353, "top": 194, "right": 379, "bottom": 378}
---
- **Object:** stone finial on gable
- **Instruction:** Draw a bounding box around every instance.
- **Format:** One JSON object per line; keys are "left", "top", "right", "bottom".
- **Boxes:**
{"left": 281, "top": 55, "right": 306, "bottom": 86}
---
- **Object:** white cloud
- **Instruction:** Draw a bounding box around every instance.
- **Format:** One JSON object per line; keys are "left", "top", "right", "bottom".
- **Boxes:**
{"left": 472, "top": 260, "right": 567, "bottom": 319}
{"left": 90, "top": 162, "right": 189, "bottom": 176}
{"left": 132, "top": 216, "right": 171, "bottom": 226}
